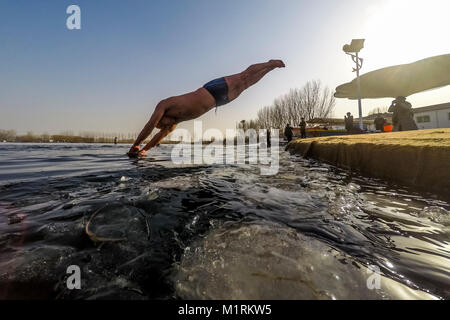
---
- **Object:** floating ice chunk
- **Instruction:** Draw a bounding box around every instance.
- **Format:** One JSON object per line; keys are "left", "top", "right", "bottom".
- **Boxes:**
{"left": 173, "top": 223, "right": 437, "bottom": 300}
{"left": 419, "top": 206, "right": 450, "bottom": 226}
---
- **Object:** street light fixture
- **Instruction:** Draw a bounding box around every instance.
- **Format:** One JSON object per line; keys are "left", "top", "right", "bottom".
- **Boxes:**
{"left": 343, "top": 39, "right": 365, "bottom": 130}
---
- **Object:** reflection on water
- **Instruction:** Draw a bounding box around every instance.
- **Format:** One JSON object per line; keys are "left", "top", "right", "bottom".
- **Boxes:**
{"left": 0, "top": 143, "right": 448, "bottom": 299}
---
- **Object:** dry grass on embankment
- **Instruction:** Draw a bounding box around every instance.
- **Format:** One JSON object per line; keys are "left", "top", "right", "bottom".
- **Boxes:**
{"left": 286, "top": 129, "right": 450, "bottom": 197}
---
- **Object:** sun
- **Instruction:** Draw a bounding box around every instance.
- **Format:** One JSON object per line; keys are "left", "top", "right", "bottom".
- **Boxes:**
{"left": 362, "top": 0, "right": 450, "bottom": 70}
{"left": 335, "top": 0, "right": 450, "bottom": 117}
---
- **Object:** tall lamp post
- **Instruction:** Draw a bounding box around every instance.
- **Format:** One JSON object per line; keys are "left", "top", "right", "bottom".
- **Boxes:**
{"left": 343, "top": 39, "right": 365, "bottom": 130}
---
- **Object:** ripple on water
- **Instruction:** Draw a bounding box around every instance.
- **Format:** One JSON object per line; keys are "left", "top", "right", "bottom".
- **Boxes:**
{"left": 0, "top": 143, "right": 448, "bottom": 299}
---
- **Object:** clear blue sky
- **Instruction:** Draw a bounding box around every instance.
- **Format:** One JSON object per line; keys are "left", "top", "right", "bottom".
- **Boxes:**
{"left": 1, "top": 0, "right": 449, "bottom": 135}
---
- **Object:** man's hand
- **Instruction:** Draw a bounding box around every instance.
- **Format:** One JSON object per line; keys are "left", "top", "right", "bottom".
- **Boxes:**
{"left": 127, "top": 145, "right": 141, "bottom": 158}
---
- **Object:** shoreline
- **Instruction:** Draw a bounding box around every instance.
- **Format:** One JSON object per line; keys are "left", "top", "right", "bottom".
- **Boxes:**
{"left": 286, "top": 129, "right": 450, "bottom": 198}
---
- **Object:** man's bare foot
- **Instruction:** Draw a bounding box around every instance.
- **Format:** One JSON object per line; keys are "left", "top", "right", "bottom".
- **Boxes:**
{"left": 269, "top": 59, "right": 285, "bottom": 68}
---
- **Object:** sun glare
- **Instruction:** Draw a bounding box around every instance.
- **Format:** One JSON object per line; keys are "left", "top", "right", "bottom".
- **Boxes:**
{"left": 362, "top": 0, "right": 450, "bottom": 70}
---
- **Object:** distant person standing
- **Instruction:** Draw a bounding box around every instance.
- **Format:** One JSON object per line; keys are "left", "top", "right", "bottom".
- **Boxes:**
{"left": 374, "top": 115, "right": 386, "bottom": 132}
{"left": 388, "top": 96, "right": 418, "bottom": 131}
{"left": 284, "top": 124, "right": 293, "bottom": 143}
{"left": 114, "top": 137, "right": 118, "bottom": 145}
{"left": 299, "top": 118, "right": 307, "bottom": 139}
{"left": 266, "top": 128, "right": 271, "bottom": 148}
{"left": 344, "top": 112, "right": 354, "bottom": 133}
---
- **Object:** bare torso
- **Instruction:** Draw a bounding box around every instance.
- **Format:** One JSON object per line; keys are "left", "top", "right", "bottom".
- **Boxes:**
{"left": 156, "top": 88, "right": 216, "bottom": 129}
{"left": 156, "top": 73, "right": 244, "bottom": 129}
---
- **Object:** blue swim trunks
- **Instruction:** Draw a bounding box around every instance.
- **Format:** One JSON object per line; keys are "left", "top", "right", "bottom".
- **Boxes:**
{"left": 203, "top": 77, "right": 229, "bottom": 106}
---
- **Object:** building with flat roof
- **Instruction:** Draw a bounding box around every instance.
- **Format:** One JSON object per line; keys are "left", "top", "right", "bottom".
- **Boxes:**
{"left": 302, "top": 102, "right": 450, "bottom": 135}
{"left": 413, "top": 102, "right": 450, "bottom": 130}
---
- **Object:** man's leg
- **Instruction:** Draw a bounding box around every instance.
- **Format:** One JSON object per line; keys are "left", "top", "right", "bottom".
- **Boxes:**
{"left": 244, "top": 60, "right": 284, "bottom": 86}
{"left": 227, "top": 60, "right": 285, "bottom": 101}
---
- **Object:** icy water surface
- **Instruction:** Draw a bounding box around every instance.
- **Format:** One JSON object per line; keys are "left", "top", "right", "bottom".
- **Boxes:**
{"left": 0, "top": 143, "right": 448, "bottom": 299}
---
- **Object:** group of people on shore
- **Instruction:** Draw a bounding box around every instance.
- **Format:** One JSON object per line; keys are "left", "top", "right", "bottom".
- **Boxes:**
{"left": 284, "top": 117, "right": 307, "bottom": 142}
{"left": 282, "top": 96, "right": 419, "bottom": 142}
{"left": 344, "top": 96, "right": 418, "bottom": 134}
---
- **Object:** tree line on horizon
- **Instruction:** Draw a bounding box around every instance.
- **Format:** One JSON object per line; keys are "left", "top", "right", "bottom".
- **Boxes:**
{"left": 237, "top": 80, "right": 336, "bottom": 130}
{"left": 0, "top": 130, "right": 144, "bottom": 144}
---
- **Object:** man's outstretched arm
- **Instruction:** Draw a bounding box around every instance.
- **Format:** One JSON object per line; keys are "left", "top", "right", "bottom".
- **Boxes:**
{"left": 140, "top": 125, "right": 176, "bottom": 155}
{"left": 128, "top": 105, "right": 165, "bottom": 156}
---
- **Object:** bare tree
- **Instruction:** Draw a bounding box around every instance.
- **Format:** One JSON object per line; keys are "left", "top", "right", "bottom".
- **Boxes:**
{"left": 254, "top": 80, "right": 335, "bottom": 129}
{"left": 0, "top": 129, "right": 17, "bottom": 141}
{"left": 368, "top": 106, "right": 389, "bottom": 115}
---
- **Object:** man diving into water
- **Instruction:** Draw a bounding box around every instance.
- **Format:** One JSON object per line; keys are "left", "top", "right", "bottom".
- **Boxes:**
{"left": 127, "top": 60, "right": 285, "bottom": 157}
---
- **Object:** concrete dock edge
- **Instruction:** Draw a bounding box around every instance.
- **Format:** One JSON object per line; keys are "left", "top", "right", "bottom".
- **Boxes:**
{"left": 286, "top": 129, "right": 450, "bottom": 198}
